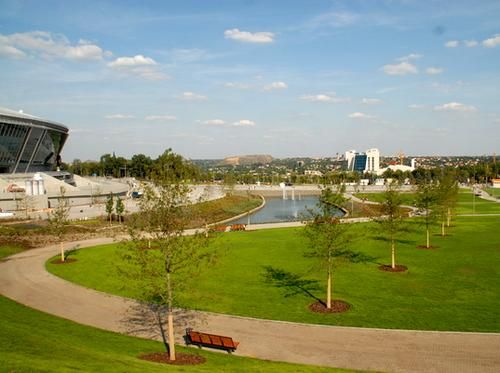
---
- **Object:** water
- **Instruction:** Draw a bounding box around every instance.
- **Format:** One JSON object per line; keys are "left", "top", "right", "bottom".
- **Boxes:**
{"left": 230, "top": 195, "right": 343, "bottom": 224}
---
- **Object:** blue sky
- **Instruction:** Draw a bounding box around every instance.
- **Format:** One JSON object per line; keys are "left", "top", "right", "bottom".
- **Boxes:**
{"left": 1, "top": 0, "right": 499, "bottom": 160}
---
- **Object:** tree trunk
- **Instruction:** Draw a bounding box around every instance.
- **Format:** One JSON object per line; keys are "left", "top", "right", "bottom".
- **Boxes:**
{"left": 391, "top": 239, "right": 395, "bottom": 269}
{"left": 60, "top": 240, "right": 64, "bottom": 262}
{"left": 447, "top": 208, "right": 451, "bottom": 227}
{"left": 166, "top": 272, "right": 176, "bottom": 361}
{"left": 426, "top": 229, "right": 430, "bottom": 249}
{"left": 326, "top": 269, "right": 332, "bottom": 309}
{"left": 441, "top": 221, "right": 445, "bottom": 236}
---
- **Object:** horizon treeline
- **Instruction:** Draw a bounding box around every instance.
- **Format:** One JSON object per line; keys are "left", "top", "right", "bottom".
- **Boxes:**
{"left": 62, "top": 149, "right": 499, "bottom": 185}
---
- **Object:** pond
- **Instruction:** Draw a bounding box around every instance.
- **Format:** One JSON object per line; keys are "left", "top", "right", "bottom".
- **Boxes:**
{"left": 230, "top": 195, "right": 344, "bottom": 224}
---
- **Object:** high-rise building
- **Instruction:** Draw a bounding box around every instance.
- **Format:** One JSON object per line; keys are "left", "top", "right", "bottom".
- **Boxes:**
{"left": 345, "top": 148, "right": 380, "bottom": 173}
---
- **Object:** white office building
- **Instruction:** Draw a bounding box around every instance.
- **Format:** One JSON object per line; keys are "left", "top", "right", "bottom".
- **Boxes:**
{"left": 344, "top": 148, "right": 380, "bottom": 173}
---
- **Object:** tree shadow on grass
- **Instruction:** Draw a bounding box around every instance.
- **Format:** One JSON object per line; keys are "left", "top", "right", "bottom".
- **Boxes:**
{"left": 262, "top": 266, "right": 326, "bottom": 307}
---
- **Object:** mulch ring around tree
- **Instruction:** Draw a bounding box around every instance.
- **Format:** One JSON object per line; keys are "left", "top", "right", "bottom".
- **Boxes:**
{"left": 138, "top": 352, "right": 206, "bottom": 365}
{"left": 309, "top": 300, "right": 350, "bottom": 314}
{"left": 378, "top": 264, "right": 408, "bottom": 273}
{"left": 50, "top": 258, "right": 78, "bottom": 264}
{"left": 416, "top": 245, "right": 439, "bottom": 250}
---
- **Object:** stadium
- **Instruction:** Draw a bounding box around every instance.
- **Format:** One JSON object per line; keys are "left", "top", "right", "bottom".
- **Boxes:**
{"left": 0, "top": 107, "right": 68, "bottom": 174}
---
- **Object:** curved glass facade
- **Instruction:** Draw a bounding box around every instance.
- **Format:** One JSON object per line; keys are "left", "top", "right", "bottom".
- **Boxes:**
{"left": 0, "top": 111, "right": 68, "bottom": 173}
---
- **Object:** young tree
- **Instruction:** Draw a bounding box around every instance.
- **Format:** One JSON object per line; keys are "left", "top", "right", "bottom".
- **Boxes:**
{"left": 436, "top": 172, "right": 459, "bottom": 232}
{"left": 105, "top": 193, "right": 114, "bottom": 225}
{"left": 302, "top": 185, "right": 357, "bottom": 310}
{"left": 125, "top": 152, "right": 212, "bottom": 362}
{"left": 379, "top": 181, "right": 406, "bottom": 269}
{"left": 115, "top": 196, "right": 124, "bottom": 223}
{"left": 415, "top": 179, "right": 438, "bottom": 248}
{"left": 48, "top": 186, "right": 70, "bottom": 262}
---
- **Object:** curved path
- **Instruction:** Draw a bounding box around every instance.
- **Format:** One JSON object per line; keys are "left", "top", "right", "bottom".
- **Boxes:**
{"left": 1, "top": 238, "right": 500, "bottom": 373}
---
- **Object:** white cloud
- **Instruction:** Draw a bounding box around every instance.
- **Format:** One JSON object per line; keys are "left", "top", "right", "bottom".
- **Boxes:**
{"left": 105, "top": 114, "right": 135, "bottom": 119}
{"left": 445, "top": 40, "right": 459, "bottom": 48}
{"left": 397, "top": 53, "right": 422, "bottom": 61}
{"left": 224, "top": 82, "right": 251, "bottom": 89}
{"left": 482, "top": 34, "right": 500, "bottom": 48}
{"left": 361, "top": 98, "right": 382, "bottom": 105}
{"left": 224, "top": 28, "right": 274, "bottom": 43}
{"left": 348, "top": 112, "right": 374, "bottom": 120}
{"left": 464, "top": 40, "right": 478, "bottom": 47}
{"left": 178, "top": 92, "right": 207, "bottom": 101}
{"left": 108, "top": 55, "right": 156, "bottom": 67}
{"left": 0, "top": 44, "right": 26, "bottom": 58}
{"left": 408, "top": 104, "right": 425, "bottom": 109}
{"left": 434, "top": 102, "right": 477, "bottom": 112}
{"left": 202, "top": 119, "right": 226, "bottom": 126}
{"left": 264, "top": 81, "right": 288, "bottom": 91}
{"left": 382, "top": 61, "right": 418, "bottom": 75}
{"left": 108, "top": 55, "right": 168, "bottom": 80}
{"left": 232, "top": 119, "right": 256, "bottom": 127}
{"left": 426, "top": 67, "right": 444, "bottom": 75}
{"left": 145, "top": 115, "right": 177, "bottom": 121}
{"left": 0, "top": 31, "right": 105, "bottom": 61}
{"left": 300, "top": 93, "right": 349, "bottom": 103}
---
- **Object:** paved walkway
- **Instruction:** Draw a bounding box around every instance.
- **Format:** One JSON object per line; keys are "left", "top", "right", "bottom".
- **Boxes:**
{"left": 1, "top": 237, "right": 499, "bottom": 372}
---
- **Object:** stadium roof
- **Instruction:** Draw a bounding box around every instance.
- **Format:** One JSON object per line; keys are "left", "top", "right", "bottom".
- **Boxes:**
{"left": 0, "top": 107, "right": 68, "bottom": 133}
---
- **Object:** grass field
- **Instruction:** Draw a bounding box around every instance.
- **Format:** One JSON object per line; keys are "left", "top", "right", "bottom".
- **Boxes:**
{"left": 0, "top": 295, "right": 351, "bottom": 372}
{"left": 48, "top": 216, "right": 500, "bottom": 332}
{"left": 484, "top": 187, "right": 500, "bottom": 198}
{"left": 354, "top": 192, "right": 417, "bottom": 206}
{"left": 355, "top": 189, "right": 500, "bottom": 215}
{"left": 455, "top": 190, "right": 500, "bottom": 215}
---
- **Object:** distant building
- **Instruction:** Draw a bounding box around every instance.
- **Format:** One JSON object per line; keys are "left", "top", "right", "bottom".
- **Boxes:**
{"left": 492, "top": 179, "right": 500, "bottom": 189}
{"left": 376, "top": 158, "right": 417, "bottom": 176}
{"left": 345, "top": 148, "right": 380, "bottom": 173}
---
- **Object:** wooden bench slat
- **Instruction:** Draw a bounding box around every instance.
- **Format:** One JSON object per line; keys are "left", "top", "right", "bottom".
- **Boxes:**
{"left": 220, "top": 336, "right": 235, "bottom": 348}
{"left": 189, "top": 332, "right": 201, "bottom": 343}
{"left": 187, "top": 329, "right": 239, "bottom": 351}
{"left": 210, "top": 335, "right": 223, "bottom": 346}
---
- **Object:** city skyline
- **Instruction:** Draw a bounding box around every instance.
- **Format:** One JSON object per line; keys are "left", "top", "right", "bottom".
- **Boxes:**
{"left": 1, "top": 0, "right": 499, "bottom": 161}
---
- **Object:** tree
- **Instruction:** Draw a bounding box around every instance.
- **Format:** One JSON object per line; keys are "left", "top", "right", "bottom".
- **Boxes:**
{"left": 125, "top": 152, "right": 212, "bottom": 362}
{"left": 378, "top": 181, "right": 406, "bottom": 269}
{"left": 115, "top": 196, "right": 124, "bottom": 223}
{"left": 436, "top": 172, "right": 459, "bottom": 232}
{"left": 105, "top": 193, "right": 114, "bottom": 225}
{"left": 415, "top": 179, "right": 438, "bottom": 248}
{"left": 48, "top": 186, "right": 70, "bottom": 262}
{"left": 302, "top": 185, "right": 360, "bottom": 310}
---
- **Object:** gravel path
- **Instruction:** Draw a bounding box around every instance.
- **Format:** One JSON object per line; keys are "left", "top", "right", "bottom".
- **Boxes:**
{"left": 1, "top": 237, "right": 500, "bottom": 372}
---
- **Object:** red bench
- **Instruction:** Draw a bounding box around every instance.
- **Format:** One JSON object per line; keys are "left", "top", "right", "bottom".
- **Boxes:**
{"left": 185, "top": 328, "right": 239, "bottom": 353}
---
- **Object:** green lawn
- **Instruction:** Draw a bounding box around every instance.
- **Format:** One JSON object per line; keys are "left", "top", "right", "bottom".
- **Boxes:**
{"left": 0, "top": 243, "right": 26, "bottom": 260}
{"left": 355, "top": 189, "right": 500, "bottom": 215}
{"left": 0, "top": 295, "right": 351, "bottom": 372}
{"left": 354, "top": 192, "right": 417, "bottom": 206}
{"left": 48, "top": 216, "right": 500, "bottom": 332}
{"left": 455, "top": 190, "right": 500, "bottom": 215}
{"left": 484, "top": 187, "right": 500, "bottom": 198}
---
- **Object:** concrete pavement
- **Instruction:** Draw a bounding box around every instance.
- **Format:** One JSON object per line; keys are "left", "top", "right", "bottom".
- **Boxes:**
{"left": 1, "top": 237, "right": 500, "bottom": 372}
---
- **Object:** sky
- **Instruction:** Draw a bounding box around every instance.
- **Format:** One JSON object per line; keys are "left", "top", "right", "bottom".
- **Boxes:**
{"left": 0, "top": 0, "right": 499, "bottom": 161}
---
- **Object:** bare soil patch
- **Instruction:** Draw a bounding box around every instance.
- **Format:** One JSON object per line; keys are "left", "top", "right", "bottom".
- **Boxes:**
{"left": 138, "top": 352, "right": 206, "bottom": 365}
{"left": 51, "top": 258, "right": 78, "bottom": 264}
{"left": 416, "top": 245, "right": 439, "bottom": 250}
{"left": 309, "top": 300, "right": 350, "bottom": 313}
{"left": 378, "top": 264, "right": 408, "bottom": 273}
